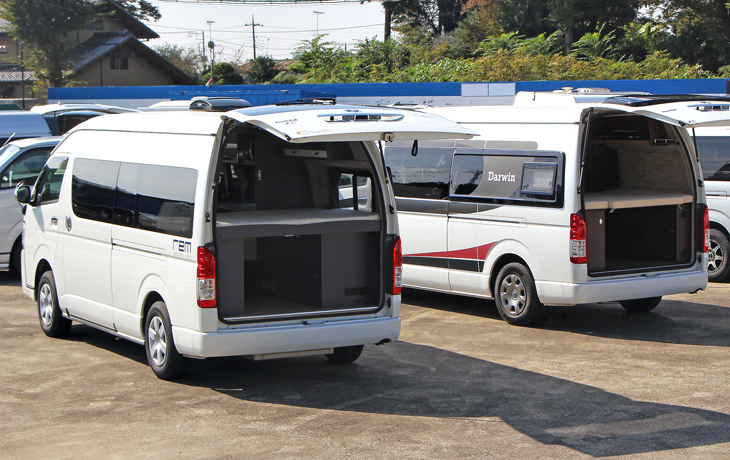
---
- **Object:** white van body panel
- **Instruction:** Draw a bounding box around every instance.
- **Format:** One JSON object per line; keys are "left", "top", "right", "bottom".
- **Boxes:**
{"left": 385, "top": 97, "right": 712, "bottom": 320}
{"left": 696, "top": 126, "right": 730, "bottom": 234}
{"left": 21, "top": 105, "right": 471, "bottom": 371}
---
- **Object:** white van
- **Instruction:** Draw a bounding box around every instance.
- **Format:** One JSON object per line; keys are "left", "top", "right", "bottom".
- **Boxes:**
{"left": 0, "top": 136, "right": 62, "bottom": 273}
{"left": 16, "top": 104, "right": 474, "bottom": 379}
{"left": 383, "top": 93, "right": 730, "bottom": 325}
{"left": 694, "top": 126, "right": 730, "bottom": 281}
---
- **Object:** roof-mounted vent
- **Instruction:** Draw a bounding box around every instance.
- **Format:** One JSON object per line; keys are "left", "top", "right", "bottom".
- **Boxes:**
{"left": 189, "top": 97, "right": 252, "bottom": 112}
{"left": 319, "top": 112, "right": 404, "bottom": 123}
{"left": 691, "top": 103, "right": 730, "bottom": 112}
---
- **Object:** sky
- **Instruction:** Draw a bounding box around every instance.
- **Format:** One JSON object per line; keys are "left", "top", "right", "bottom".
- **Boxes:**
{"left": 143, "top": 0, "right": 389, "bottom": 63}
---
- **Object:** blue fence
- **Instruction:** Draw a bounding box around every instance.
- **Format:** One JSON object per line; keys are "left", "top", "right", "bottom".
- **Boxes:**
{"left": 49, "top": 79, "right": 730, "bottom": 106}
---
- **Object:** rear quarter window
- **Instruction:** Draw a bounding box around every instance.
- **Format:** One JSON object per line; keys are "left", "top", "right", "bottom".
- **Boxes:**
{"left": 696, "top": 136, "right": 730, "bottom": 181}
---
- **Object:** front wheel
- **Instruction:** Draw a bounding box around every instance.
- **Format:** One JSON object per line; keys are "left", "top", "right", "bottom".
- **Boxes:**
{"left": 145, "top": 301, "right": 189, "bottom": 380}
{"left": 494, "top": 262, "right": 543, "bottom": 326}
{"left": 325, "top": 345, "right": 364, "bottom": 364}
{"left": 38, "top": 271, "right": 71, "bottom": 337}
{"left": 708, "top": 229, "right": 730, "bottom": 282}
{"left": 619, "top": 296, "right": 662, "bottom": 312}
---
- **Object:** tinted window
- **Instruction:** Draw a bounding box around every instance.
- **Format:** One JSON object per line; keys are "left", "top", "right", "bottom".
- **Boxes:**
{"left": 72, "top": 159, "right": 120, "bottom": 223}
{"left": 0, "top": 147, "right": 53, "bottom": 189}
{"left": 451, "top": 150, "right": 562, "bottom": 205}
{"left": 35, "top": 157, "right": 68, "bottom": 204}
{"left": 696, "top": 136, "right": 730, "bottom": 181}
{"left": 72, "top": 160, "right": 197, "bottom": 238}
{"left": 113, "top": 162, "right": 141, "bottom": 228}
{"left": 385, "top": 145, "right": 453, "bottom": 199}
{"left": 136, "top": 165, "right": 197, "bottom": 238}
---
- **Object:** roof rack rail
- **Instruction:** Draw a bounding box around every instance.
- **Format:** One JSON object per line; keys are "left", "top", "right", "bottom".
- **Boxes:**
{"left": 603, "top": 94, "right": 730, "bottom": 107}
{"left": 275, "top": 97, "right": 336, "bottom": 106}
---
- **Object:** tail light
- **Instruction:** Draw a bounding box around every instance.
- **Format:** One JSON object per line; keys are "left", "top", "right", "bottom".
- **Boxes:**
{"left": 570, "top": 213, "right": 587, "bottom": 264}
{"left": 702, "top": 205, "right": 710, "bottom": 252}
{"left": 391, "top": 236, "right": 403, "bottom": 295}
{"left": 197, "top": 246, "right": 216, "bottom": 308}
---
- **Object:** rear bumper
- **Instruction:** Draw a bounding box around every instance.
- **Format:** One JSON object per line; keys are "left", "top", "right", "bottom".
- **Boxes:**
{"left": 172, "top": 316, "right": 401, "bottom": 358}
{"left": 536, "top": 271, "right": 708, "bottom": 306}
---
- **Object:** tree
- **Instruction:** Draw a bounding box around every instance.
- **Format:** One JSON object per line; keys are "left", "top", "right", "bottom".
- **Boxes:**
{"left": 246, "top": 56, "right": 280, "bottom": 84}
{"left": 154, "top": 44, "right": 205, "bottom": 80}
{"left": 391, "top": 0, "right": 468, "bottom": 37}
{"left": 642, "top": 0, "right": 730, "bottom": 73}
{"left": 549, "top": 0, "right": 639, "bottom": 51}
{"left": 202, "top": 62, "right": 244, "bottom": 86}
{"left": 116, "top": 0, "right": 160, "bottom": 21}
{"left": 0, "top": 0, "right": 97, "bottom": 87}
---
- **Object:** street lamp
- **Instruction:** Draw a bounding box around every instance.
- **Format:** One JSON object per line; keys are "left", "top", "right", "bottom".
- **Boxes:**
{"left": 207, "top": 20, "right": 215, "bottom": 85}
{"left": 313, "top": 11, "right": 323, "bottom": 37}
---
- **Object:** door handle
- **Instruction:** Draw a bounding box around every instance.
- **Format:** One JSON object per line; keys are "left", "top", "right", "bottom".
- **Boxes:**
{"left": 51, "top": 217, "right": 58, "bottom": 226}
{"left": 65, "top": 216, "right": 72, "bottom": 231}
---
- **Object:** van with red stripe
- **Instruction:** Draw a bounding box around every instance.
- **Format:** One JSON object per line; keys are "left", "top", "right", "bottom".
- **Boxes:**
{"left": 384, "top": 92, "right": 730, "bottom": 325}
{"left": 15, "top": 101, "right": 474, "bottom": 379}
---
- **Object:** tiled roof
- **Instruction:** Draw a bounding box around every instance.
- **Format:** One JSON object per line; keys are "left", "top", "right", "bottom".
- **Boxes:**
{"left": 0, "top": 64, "right": 36, "bottom": 83}
{"left": 69, "top": 31, "right": 133, "bottom": 71}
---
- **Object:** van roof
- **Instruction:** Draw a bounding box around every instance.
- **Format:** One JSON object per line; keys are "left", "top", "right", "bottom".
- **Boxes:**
{"left": 0, "top": 111, "right": 52, "bottom": 137}
{"left": 424, "top": 95, "right": 730, "bottom": 128}
{"left": 69, "top": 104, "right": 477, "bottom": 142}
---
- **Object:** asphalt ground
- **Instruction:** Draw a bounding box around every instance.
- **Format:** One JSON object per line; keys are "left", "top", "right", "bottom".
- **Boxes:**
{"left": 2, "top": 270, "right": 729, "bottom": 460}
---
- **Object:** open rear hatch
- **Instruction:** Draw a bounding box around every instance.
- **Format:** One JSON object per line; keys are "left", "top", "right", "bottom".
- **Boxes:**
{"left": 215, "top": 106, "right": 475, "bottom": 322}
{"left": 581, "top": 99, "right": 730, "bottom": 276}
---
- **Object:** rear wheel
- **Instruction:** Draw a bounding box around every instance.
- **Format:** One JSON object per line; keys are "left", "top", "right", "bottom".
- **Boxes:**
{"left": 38, "top": 271, "right": 71, "bottom": 337}
{"left": 325, "top": 345, "right": 364, "bottom": 364}
{"left": 708, "top": 229, "right": 730, "bottom": 282}
{"left": 619, "top": 296, "right": 662, "bottom": 312}
{"left": 494, "top": 262, "right": 543, "bottom": 326}
{"left": 145, "top": 301, "right": 189, "bottom": 380}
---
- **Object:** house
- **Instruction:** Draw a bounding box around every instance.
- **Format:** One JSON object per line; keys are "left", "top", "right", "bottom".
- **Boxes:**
{"left": 0, "top": 0, "right": 196, "bottom": 106}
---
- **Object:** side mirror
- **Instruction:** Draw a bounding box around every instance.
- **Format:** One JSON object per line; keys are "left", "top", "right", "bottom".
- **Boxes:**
{"left": 15, "top": 184, "right": 32, "bottom": 205}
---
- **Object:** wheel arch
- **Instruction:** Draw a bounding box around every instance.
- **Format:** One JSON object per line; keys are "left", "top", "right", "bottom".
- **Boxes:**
{"left": 32, "top": 259, "right": 53, "bottom": 301}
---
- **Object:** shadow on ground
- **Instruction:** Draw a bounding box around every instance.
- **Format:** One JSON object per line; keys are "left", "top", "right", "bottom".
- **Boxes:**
{"left": 401, "top": 288, "right": 730, "bottom": 347}
{"left": 60, "top": 322, "right": 730, "bottom": 458}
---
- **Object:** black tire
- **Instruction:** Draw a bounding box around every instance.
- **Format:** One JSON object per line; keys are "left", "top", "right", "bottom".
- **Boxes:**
{"left": 494, "top": 262, "right": 543, "bottom": 326}
{"left": 9, "top": 237, "right": 21, "bottom": 277}
{"left": 619, "top": 296, "right": 662, "bottom": 312}
{"left": 325, "top": 345, "right": 364, "bottom": 364}
{"left": 144, "top": 301, "right": 189, "bottom": 380}
{"left": 708, "top": 228, "right": 730, "bottom": 282}
{"left": 37, "top": 271, "right": 71, "bottom": 337}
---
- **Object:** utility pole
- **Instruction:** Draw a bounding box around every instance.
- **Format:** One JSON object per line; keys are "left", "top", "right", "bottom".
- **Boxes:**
{"left": 246, "top": 16, "right": 263, "bottom": 59}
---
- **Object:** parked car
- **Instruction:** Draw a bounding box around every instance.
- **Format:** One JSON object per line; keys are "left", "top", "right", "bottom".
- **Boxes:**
{"left": 383, "top": 91, "right": 730, "bottom": 325}
{"left": 0, "top": 136, "right": 62, "bottom": 273}
{"left": 31, "top": 103, "right": 138, "bottom": 135}
{"left": 694, "top": 126, "right": 730, "bottom": 281}
{"left": 15, "top": 102, "right": 474, "bottom": 379}
{"left": 0, "top": 111, "right": 52, "bottom": 146}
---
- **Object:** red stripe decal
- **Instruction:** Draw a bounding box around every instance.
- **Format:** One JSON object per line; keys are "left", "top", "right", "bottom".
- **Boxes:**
{"left": 406, "top": 242, "right": 496, "bottom": 261}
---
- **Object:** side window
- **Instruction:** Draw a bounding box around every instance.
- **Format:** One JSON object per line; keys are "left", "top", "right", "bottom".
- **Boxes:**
{"left": 0, "top": 147, "right": 53, "bottom": 189}
{"left": 384, "top": 144, "right": 453, "bottom": 199}
{"left": 696, "top": 136, "right": 730, "bottom": 181}
{"left": 136, "top": 165, "right": 197, "bottom": 238}
{"left": 451, "top": 150, "right": 563, "bottom": 206}
{"left": 35, "top": 157, "right": 68, "bottom": 204}
{"left": 336, "top": 172, "right": 373, "bottom": 212}
{"left": 72, "top": 159, "right": 121, "bottom": 223}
